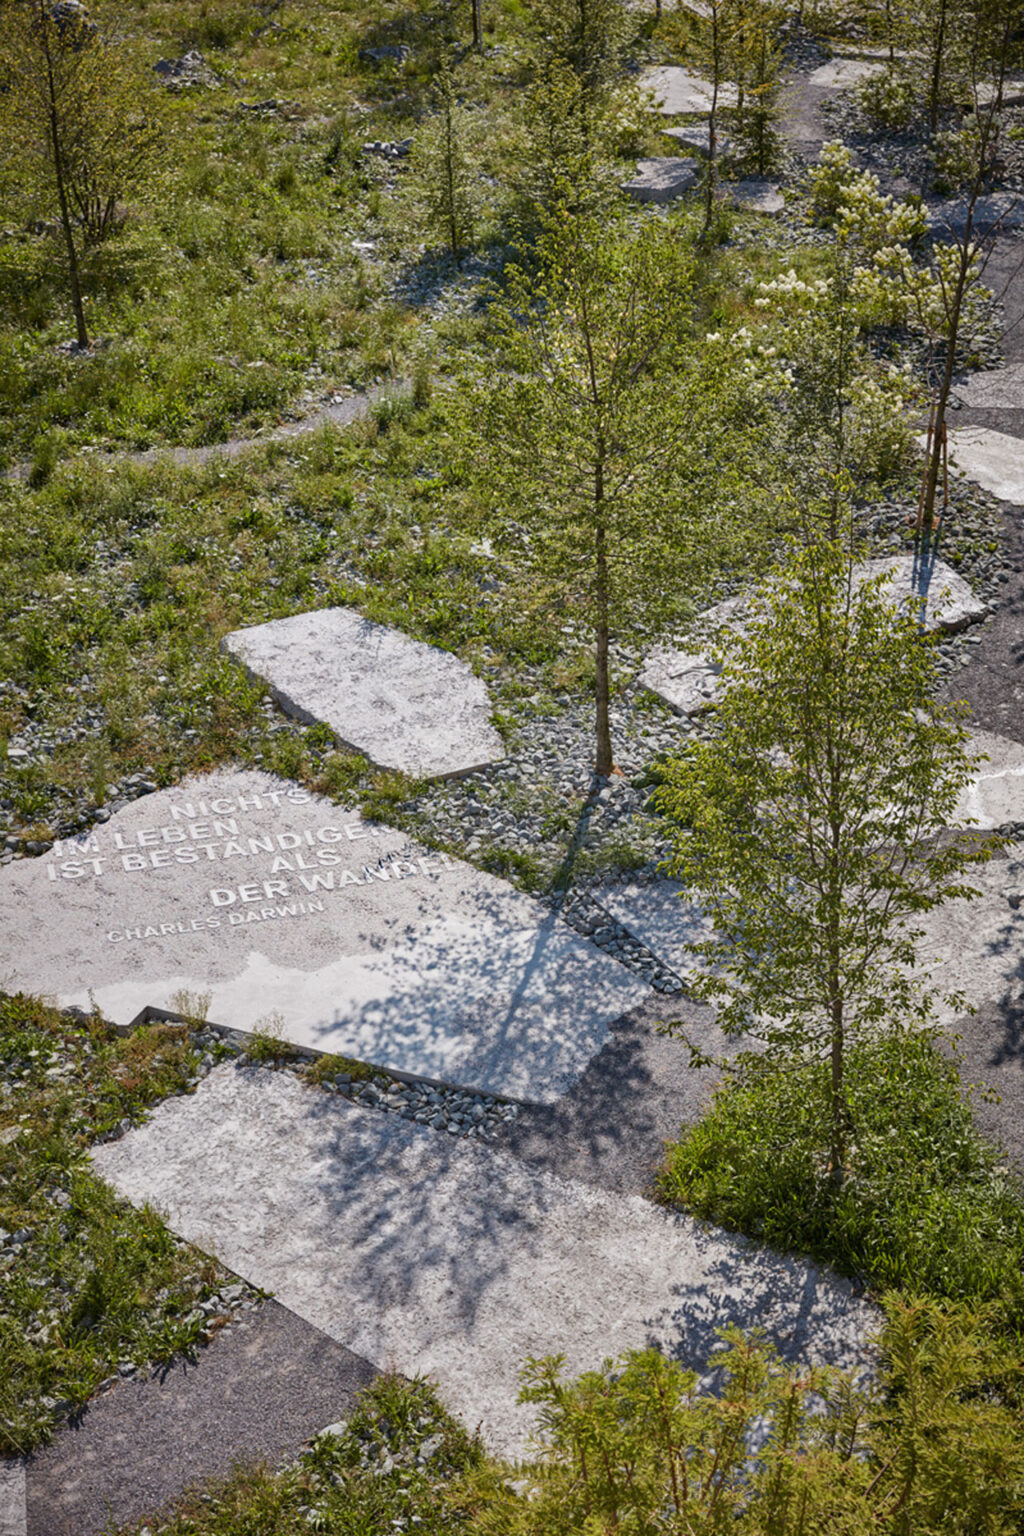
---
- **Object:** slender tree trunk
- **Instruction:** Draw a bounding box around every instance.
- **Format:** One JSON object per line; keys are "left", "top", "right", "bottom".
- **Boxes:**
{"left": 444, "top": 96, "right": 458, "bottom": 259}
{"left": 42, "top": 25, "right": 88, "bottom": 347}
{"left": 926, "top": 0, "right": 948, "bottom": 140}
{"left": 594, "top": 508, "right": 613, "bottom": 778}
{"left": 920, "top": 214, "right": 976, "bottom": 531}
{"left": 472, "top": 0, "right": 482, "bottom": 49}
{"left": 703, "top": 4, "right": 721, "bottom": 240}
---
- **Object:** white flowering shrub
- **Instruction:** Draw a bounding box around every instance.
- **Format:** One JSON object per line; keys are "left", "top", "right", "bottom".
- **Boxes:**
{"left": 847, "top": 366, "right": 918, "bottom": 481}
{"left": 932, "top": 121, "right": 991, "bottom": 193}
{"left": 858, "top": 65, "right": 917, "bottom": 130}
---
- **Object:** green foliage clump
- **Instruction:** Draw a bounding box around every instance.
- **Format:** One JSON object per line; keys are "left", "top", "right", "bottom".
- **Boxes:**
{"left": 660, "top": 1029, "right": 1024, "bottom": 1321}
{"left": 0, "top": 993, "right": 224, "bottom": 1452}
{"left": 485, "top": 1302, "right": 1024, "bottom": 1534}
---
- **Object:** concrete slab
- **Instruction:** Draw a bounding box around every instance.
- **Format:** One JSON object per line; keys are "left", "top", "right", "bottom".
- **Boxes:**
{"left": 928, "top": 194, "right": 1024, "bottom": 239}
{"left": 942, "top": 426, "right": 1024, "bottom": 503}
{"left": 914, "top": 852, "right": 1024, "bottom": 1025}
{"left": 641, "top": 556, "right": 984, "bottom": 714}
{"left": 622, "top": 156, "right": 698, "bottom": 204}
{"left": 643, "top": 66, "right": 738, "bottom": 115}
{"left": 729, "top": 179, "right": 785, "bottom": 213}
{"left": 594, "top": 878, "right": 712, "bottom": 983}
{"left": 958, "top": 364, "right": 1024, "bottom": 410}
{"left": 806, "top": 58, "right": 885, "bottom": 90}
{"left": 0, "top": 770, "right": 646, "bottom": 1103}
{"left": 222, "top": 607, "right": 505, "bottom": 780}
{"left": 0, "top": 1463, "right": 25, "bottom": 1536}
{"left": 25, "top": 1303, "right": 375, "bottom": 1536}
{"left": 956, "top": 730, "right": 1024, "bottom": 829}
{"left": 92, "top": 1064, "right": 879, "bottom": 1460}
{"left": 594, "top": 857, "right": 1024, "bottom": 1044}
{"left": 663, "top": 123, "right": 732, "bottom": 156}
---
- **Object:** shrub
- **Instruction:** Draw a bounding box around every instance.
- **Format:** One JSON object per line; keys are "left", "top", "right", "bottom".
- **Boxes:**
{"left": 659, "top": 1029, "right": 1024, "bottom": 1325}
{"left": 858, "top": 65, "right": 918, "bottom": 130}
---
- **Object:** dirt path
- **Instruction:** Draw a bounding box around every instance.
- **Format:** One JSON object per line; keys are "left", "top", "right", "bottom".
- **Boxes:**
{"left": 7, "top": 382, "right": 400, "bottom": 483}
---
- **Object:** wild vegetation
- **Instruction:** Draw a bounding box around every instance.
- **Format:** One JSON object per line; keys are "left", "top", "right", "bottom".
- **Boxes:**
{"left": 3, "top": 0, "right": 1024, "bottom": 1526}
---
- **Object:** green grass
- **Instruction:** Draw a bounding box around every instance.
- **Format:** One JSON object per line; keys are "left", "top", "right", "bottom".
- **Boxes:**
{"left": 659, "top": 1029, "right": 1024, "bottom": 1327}
{"left": 0, "top": 993, "right": 246, "bottom": 1454}
{"left": 111, "top": 1373, "right": 485, "bottom": 1536}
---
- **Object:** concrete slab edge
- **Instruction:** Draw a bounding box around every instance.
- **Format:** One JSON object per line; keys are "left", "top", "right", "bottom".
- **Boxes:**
{"left": 0, "top": 1460, "right": 26, "bottom": 1536}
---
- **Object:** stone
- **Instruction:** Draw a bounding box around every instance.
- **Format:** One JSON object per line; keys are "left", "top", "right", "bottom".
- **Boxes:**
{"left": 942, "top": 426, "right": 1024, "bottom": 504}
{"left": 957, "top": 363, "right": 1024, "bottom": 410}
{"left": 928, "top": 194, "right": 1024, "bottom": 239}
{"left": 641, "top": 556, "right": 985, "bottom": 715}
{"left": 729, "top": 179, "right": 785, "bottom": 214}
{"left": 913, "top": 853, "right": 1024, "bottom": 1025}
{"left": 621, "top": 157, "right": 698, "bottom": 204}
{"left": 806, "top": 58, "right": 885, "bottom": 89}
{"left": 639, "top": 647, "right": 723, "bottom": 715}
{"left": 955, "top": 731, "right": 1024, "bottom": 829}
{"left": 592, "top": 879, "right": 713, "bottom": 983}
{"left": 358, "top": 44, "right": 410, "bottom": 65}
{"left": 93, "top": 1065, "right": 878, "bottom": 1460}
{"left": 642, "top": 66, "right": 738, "bottom": 115}
{"left": 153, "top": 50, "right": 217, "bottom": 88}
{"left": 0, "top": 771, "right": 645, "bottom": 1104}
{"left": 662, "top": 123, "right": 732, "bottom": 156}
{"left": 222, "top": 607, "right": 505, "bottom": 780}
{"left": 0, "top": 1459, "right": 25, "bottom": 1536}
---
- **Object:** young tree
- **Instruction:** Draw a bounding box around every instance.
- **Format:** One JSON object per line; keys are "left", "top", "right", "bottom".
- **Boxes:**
{"left": 0, "top": 0, "right": 160, "bottom": 346}
{"left": 414, "top": 54, "right": 478, "bottom": 260}
{"left": 482, "top": 207, "right": 757, "bottom": 778}
{"left": 527, "top": 0, "right": 633, "bottom": 151}
{"left": 656, "top": 538, "right": 988, "bottom": 1182}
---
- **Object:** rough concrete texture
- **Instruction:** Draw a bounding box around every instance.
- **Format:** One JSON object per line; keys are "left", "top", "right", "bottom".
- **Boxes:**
{"left": 25, "top": 1303, "right": 375, "bottom": 1536}
{"left": 0, "top": 770, "right": 645, "bottom": 1103}
{"left": 729, "top": 179, "right": 785, "bottom": 213}
{"left": 491, "top": 993, "right": 743, "bottom": 1197}
{"left": 958, "top": 363, "right": 1024, "bottom": 410}
{"left": 0, "top": 1464, "right": 25, "bottom": 1536}
{"left": 956, "top": 730, "right": 1024, "bottom": 829}
{"left": 663, "top": 123, "right": 731, "bottom": 155}
{"left": 594, "top": 879, "right": 712, "bottom": 985}
{"left": 222, "top": 606, "right": 505, "bottom": 780}
{"left": 639, "top": 647, "right": 723, "bottom": 715}
{"left": 943, "top": 426, "right": 1024, "bottom": 503}
{"left": 913, "top": 848, "right": 1024, "bottom": 1025}
{"left": 92, "top": 1064, "right": 879, "bottom": 1461}
{"left": 806, "top": 57, "right": 884, "bottom": 89}
{"left": 641, "top": 555, "right": 983, "bottom": 714}
{"left": 593, "top": 851, "right": 1024, "bottom": 1032}
{"left": 622, "top": 157, "right": 698, "bottom": 203}
{"left": 642, "top": 65, "right": 738, "bottom": 114}
{"left": 929, "top": 194, "right": 1024, "bottom": 240}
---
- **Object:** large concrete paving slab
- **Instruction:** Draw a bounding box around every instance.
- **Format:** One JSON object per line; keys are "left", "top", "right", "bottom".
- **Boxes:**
{"left": 663, "top": 123, "right": 732, "bottom": 155}
{"left": 806, "top": 57, "right": 885, "bottom": 89}
{"left": 622, "top": 156, "right": 698, "bottom": 203}
{"left": 25, "top": 1303, "right": 375, "bottom": 1536}
{"left": 643, "top": 66, "right": 738, "bottom": 115}
{"left": 222, "top": 607, "right": 505, "bottom": 780}
{"left": 957, "top": 730, "right": 1024, "bottom": 829}
{"left": 593, "top": 858, "right": 1024, "bottom": 1036}
{"left": 641, "top": 556, "right": 985, "bottom": 714}
{"left": 729, "top": 179, "right": 785, "bottom": 213}
{"left": 942, "top": 426, "right": 1024, "bottom": 504}
{"left": 0, "top": 770, "right": 645, "bottom": 1103}
{"left": 92, "top": 1064, "right": 878, "bottom": 1460}
{"left": 0, "top": 1463, "right": 25, "bottom": 1536}
{"left": 594, "top": 878, "right": 712, "bottom": 984}
{"left": 914, "top": 851, "right": 1024, "bottom": 1025}
{"left": 958, "top": 364, "right": 1024, "bottom": 410}
{"left": 929, "top": 194, "right": 1024, "bottom": 240}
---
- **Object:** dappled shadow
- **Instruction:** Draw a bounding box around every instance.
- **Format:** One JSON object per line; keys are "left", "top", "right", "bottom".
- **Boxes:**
{"left": 92, "top": 1062, "right": 876, "bottom": 1456}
